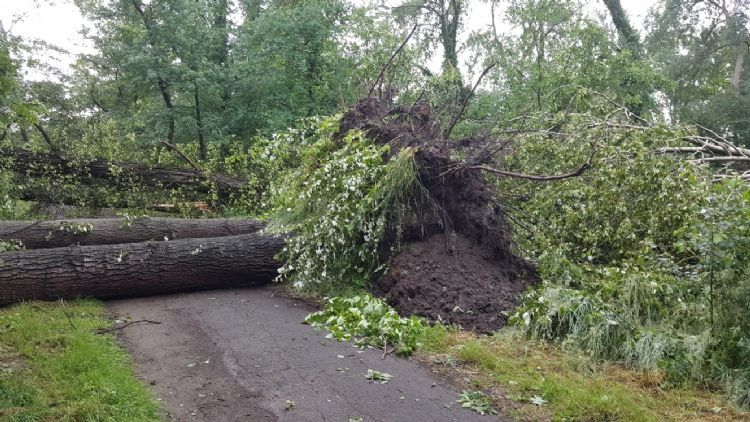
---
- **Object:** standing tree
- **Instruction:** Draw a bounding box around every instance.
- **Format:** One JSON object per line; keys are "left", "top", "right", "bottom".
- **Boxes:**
{"left": 646, "top": 0, "right": 749, "bottom": 145}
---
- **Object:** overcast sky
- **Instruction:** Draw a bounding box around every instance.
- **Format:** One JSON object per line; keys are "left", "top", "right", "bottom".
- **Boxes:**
{"left": 1, "top": 0, "right": 657, "bottom": 79}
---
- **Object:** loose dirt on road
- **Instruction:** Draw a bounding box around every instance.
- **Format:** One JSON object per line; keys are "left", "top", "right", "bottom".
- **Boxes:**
{"left": 108, "top": 287, "right": 504, "bottom": 422}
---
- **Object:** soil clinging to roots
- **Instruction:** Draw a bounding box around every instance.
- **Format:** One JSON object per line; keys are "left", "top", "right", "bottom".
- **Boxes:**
{"left": 338, "top": 97, "right": 537, "bottom": 332}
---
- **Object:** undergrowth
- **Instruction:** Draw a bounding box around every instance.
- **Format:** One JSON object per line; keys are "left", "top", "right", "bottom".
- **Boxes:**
{"left": 501, "top": 114, "right": 750, "bottom": 408}
{"left": 419, "top": 325, "right": 746, "bottom": 421}
{"left": 0, "top": 300, "right": 160, "bottom": 421}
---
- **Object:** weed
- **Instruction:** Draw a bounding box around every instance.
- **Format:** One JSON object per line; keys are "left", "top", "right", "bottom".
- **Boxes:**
{"left": 457, "top": 390, "right": 496, "bottom": 415}
{"left": 0, "top": 300, "right": 160, "bottom": 421}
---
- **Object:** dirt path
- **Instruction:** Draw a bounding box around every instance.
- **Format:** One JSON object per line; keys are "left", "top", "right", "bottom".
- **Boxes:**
{"left": 107, "top": 287, "right": 504, "bottom": 422}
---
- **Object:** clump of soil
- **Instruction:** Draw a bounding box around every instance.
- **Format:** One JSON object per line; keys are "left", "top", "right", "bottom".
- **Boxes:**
{"left": 373, "top": 234, "right": 533, "bottom": 333}
{"left": 338, "top": 96, "right": 537, "bottom": 332}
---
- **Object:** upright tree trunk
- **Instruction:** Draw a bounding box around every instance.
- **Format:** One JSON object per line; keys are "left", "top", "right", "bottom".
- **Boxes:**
{"left": 730, "top": 42, "right": 746, "bottom": 92}
{"left": 602, "top": 0, "right": 643, "bottom": 58}
{"left": 131, "top": 0, "right": 177, "bottom": 144}
{"left": 194, "top": 82, "right": 207, "bottom": 161}
{"left": 440, "top": 0, "right": 462, "bottom": 82}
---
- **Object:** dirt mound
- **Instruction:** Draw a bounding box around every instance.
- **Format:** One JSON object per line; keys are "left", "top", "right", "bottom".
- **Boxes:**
{"left": 338, "top": 96, "right": 537, "bottom": 332}
{"left": 373, "top": 234, "right": 535, "bottom": 333}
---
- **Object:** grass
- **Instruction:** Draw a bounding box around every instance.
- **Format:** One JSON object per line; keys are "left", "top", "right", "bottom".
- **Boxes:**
{"left": 418, "top": 325, "right": 748, "bottom": 421}
{"left": 0, "top": 300, "right": 161, "bottom": 422}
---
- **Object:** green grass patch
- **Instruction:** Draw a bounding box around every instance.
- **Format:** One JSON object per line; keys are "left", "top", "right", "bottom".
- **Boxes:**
{"left": 0, "top": 300, "right": 160, "bottom": 421}
{"left": 419, "top": 325, "right": 745, "bottom": 421}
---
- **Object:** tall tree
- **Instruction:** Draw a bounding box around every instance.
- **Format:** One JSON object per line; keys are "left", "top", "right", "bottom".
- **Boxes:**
{"left": 393, "top": 0, "right": 466, "bottom": 81}
{"left": 602, "top": 0, "right": 643, "bottom": 57}
{"left": 465, "top": 0, "right": 664, "bottom": 124}
{"left": 646, "top": 0, "right": 750, "bottom": 145}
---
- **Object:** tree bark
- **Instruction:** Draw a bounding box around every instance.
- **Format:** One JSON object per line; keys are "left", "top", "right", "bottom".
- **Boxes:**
{"left": 731, "top": 43, "right": 746, "bottom": 91}
{"left": 1, "top": 149, "right": 246, "bottom": 202}
{"left": 131, "top": 0, "right": 176, "bottom": 144}
{"left": 194, "top": 82, "right": 207, "bottom": 161}
{"left": 0, "top": 217, "right": 266, "bottom": 249}
{"left": 602, "top": 0, "right": 642, "bottom": 57}
{"left": 0, "top": 232, "right": 285, "bottom": 307}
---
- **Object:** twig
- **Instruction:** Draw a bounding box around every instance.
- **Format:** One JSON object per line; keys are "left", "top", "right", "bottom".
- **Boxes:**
{"left": 367, "top": 22, "right": 419, "bottom": 98}
{"left": 160, "top": 140, "right": 202, "bottom": 171}
{"left": 443, "top": 63, "right": 497, "bottom": 141}
{"left": 470, "top": 146, "right": 595, "bottom": 182}
{"left": 97, "top": 319, "right": 162, "bottom": 334}
{"left": 60, "top": 299, "right": 77, "bottom": 330}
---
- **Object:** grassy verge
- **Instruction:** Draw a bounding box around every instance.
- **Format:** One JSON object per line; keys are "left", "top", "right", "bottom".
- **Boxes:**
{"left": 0, "top": 300, "right": 160, "bottom": 421}
{"left": 418, "top": 325, "right": 746, "bottom": 421}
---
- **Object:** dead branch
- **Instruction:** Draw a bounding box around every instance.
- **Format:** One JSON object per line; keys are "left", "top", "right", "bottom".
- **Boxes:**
{"left": 367, "top": 22, "right": 419, "bottom": 98}
{"left": 469, "top": 146, "right": 595, "bottom": 182}
{"left": 443, "top": 63, "right": 497, "bottom": 141}
{"left": 160, "top": 140, "right": 202, "bottom": 171}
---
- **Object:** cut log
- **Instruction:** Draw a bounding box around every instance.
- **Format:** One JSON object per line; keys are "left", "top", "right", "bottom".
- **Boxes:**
{"left": 0, "top": 217, "right": 266, "bottom": 249}
{"left": 1, "top": 149, "right": 247, "bottom": 203}
{"left": 0, "top": 233, "right": 285, "bottom": 307}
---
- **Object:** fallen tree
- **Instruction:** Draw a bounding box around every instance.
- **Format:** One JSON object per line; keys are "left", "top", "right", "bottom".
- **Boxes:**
{"left": 0, "top": 217, "right": 266, "bottom": 249}
{"left": 0, "top": 149, "right": 247, "bottom": 204}
{"left": 0, "top": 232, "right": 284, "bottom": 307}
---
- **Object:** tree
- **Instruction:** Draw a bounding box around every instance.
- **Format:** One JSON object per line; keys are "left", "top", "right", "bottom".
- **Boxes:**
{"left": 463, "top": 0, "right": 665, "bottom": 130}
{"left": 393, "top": 0, "right": 466, "bottom": 82}
{"left": 646, "top": 0, "right": 750, "bottom": 145}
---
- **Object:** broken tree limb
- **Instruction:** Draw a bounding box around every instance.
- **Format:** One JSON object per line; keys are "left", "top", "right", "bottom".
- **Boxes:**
{"left": 0, "top": 232, "right": 285, "bottom": 307}
{"left": 470, "top": 161, "right": 591, "bottom": 181}
{"left": 367, "top": 22, "right": 419, "bottom": 98}
{"left": 0, "top": 149, "right": 247, "bottom": 202}
{"left": 467, "top": 145, "right": 595, "bottom": 182}
{"left": 0, "top": 217, "right": 266, "bottom": 249}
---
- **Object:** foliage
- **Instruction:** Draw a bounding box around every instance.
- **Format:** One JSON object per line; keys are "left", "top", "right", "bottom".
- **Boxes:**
{"left": 0, "top": 300, "right": 160, "bottom": 420}
{"left": 500, "top": 109, "right": 749, "bottom": 406}
{"left": 465, "top": 0, "right": 670, "bottom": 126}
{"left": 419, "top": 325, "right": 745, "bottom": 420}
{"left": 646, "top": 0, "right": 750, "bottom": 146}
{"left": 305, "top": 294, "right": 424, "bottom": 356}
{"left": 456, "top": 390, "right": 496, "bottom": 415}
{"left": 272, "top": 126, "right": 422, "bottom": 292}
{"left": 364, "top": 368, "right": 393, "bottom": 383}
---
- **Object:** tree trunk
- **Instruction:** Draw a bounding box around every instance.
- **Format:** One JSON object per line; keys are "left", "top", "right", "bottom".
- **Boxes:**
{"left": 1, "top": 149, "right": 246, "bottom": 202}
{"left": 0, "top": 217, "right": 266, "bottom": 249}
{"left": 194, "top": 82, "right": 207, "bottom": 161}
{"left": 602, "top": 0, "right": 642, "bottom": 57}
{"left": 0, "top": 233, "right": 284, "bottom": 307}
{"left": 731, "top": 43, "right": 746, "bottom": 91}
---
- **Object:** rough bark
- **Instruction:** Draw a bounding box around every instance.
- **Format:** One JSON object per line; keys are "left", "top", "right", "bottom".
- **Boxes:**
{"left": 131, "top": 0, "right": 176, "bottom": 144}
{"left": 0, "top": 233, "right": 285, "bottom": 307}
{"left": 194, "top": 82, "right": 207, "bottom": 161}
{"left": 602, "top": 0, "right": 643, "bottom": 57}
{"left": 1, "top": 149, "right": 246, "bottom": 201}
{"left": 731, "top": 43, "right": 746, "bottom": 91}
{"left": 0, "top": 217, "right": 266, "bottom": 249}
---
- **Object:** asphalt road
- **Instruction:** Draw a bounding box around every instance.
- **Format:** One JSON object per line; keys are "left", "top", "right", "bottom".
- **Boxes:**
{"left": 107, "top": 286, "right": 503, "bottom": 422}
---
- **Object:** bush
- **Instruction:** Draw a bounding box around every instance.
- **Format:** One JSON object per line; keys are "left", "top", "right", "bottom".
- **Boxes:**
{"left": 503, "top": 114, "right": 749, "bottom": 407}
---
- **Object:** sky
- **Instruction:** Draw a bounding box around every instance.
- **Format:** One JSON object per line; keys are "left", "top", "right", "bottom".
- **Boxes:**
{"left": 0, "top": 0, "right": 658, "bottom": 80}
